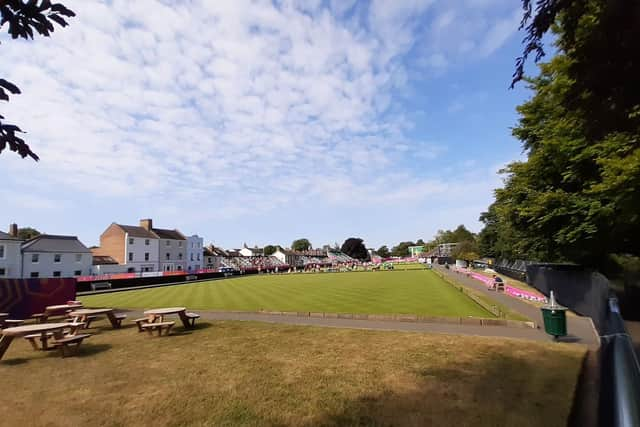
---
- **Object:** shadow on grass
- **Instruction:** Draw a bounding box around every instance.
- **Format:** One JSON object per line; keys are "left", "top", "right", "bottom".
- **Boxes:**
{"left": 169, "top": 322, "right": 215, "bottom": 336}
{"left": 1, "top": 358, "right": 29, "bottom": 366}
{"left": 305, "top": 352, "right": 580, "bottom": 427}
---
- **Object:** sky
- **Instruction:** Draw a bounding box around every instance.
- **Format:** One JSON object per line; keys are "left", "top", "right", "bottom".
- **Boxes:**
{"left": 0, "top": 0, "right": 536, "bottom": 250}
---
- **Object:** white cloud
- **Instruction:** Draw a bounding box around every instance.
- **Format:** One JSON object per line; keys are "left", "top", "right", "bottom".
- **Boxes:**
{"left": 0, "top": 0, "right": 523, "bottom": 246}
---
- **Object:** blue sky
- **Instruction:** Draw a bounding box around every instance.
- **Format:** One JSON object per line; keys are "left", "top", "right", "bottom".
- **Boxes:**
{"left": 1, "top": 0, "right": 535, "bottom": 250}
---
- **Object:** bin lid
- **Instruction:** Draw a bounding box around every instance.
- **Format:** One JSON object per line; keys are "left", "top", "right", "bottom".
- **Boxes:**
{"left": 541, "top": 290, "right": 567, "bottom": 311}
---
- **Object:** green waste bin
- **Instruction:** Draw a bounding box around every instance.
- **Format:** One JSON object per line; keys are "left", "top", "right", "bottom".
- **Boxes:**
{"left": 541, "top": 291, "right": 567, "bottom": 339}
{"left": 541, "top": 306, "right": 567, "bottom": 338}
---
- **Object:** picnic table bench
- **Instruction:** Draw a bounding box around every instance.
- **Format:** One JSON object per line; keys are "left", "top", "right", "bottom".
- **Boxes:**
{"left": 0, "top": 323, "right": 87, "bottom": 360}
{"left": 142, "top": 307, "right": 200, "bottom": 329}
{"left": 32, "top": 303, "right": 84, "bottom": 323}
{"left": 140, "top": 321, "right": 175, "bottom": 336}
{"left": 52, "top": 334, "right": 91, "bottom": 357}
{"left": 68, "top": 309, "right": 127, "bottom": 329}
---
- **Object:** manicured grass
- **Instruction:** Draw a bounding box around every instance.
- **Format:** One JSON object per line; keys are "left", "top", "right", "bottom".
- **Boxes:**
{"left": 81, "top": 270, "right": 493, "bottom": 318}
{"left": 0, "top": 319, "right": 585, "bottom": 426}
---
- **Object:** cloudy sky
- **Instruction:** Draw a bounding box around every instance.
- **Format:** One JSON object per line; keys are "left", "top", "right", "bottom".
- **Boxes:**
{"left": 1, "top": 0, "right": 533, "bottom": 249}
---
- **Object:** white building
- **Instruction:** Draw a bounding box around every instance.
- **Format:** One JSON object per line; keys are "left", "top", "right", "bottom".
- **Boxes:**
{"left": 239, "top": 244, "right": 263, "bottom": 257}
{"left": 0, "top": 224, "right": 23, "bottom": 279}
{"left": 273, "top": 247, "right": 299, "bottom": 266}
{"left": 21, "top": 235, "right": 92, "bottom": 278}
{"left": 437, "top": 242, "right": 459, "bottom": 257}
{"left": 96, "top": 222, "right": 161, "bottom": 273}
{"left": 186, "top": 235, "right": 204, "bottom": 273}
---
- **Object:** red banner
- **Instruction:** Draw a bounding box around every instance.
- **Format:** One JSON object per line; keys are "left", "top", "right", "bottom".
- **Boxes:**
{"left": 0, "top": 278, "right": 77, "bottom": 319}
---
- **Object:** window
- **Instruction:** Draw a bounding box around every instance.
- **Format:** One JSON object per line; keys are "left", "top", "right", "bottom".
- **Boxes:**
{"left": 166, "top": 240, "right": 170, "bottom": 246}
{"left": 54, "top": 254, "right": 61, "bottom": 263}
{"left": 75, "top": 254, "right": 82, "bottom": 262}
{"left": 128, "top": 252, "right": 133, "bottom": 261}
{"left": 190, "top": 253, "right": 194, "bottom": 261}
{"left": 31, "top": 254, "right": 39, "bottom": 263}
{"left": 53, "top": 271, "right": 61, "bottom": 277}
{"left": 74, "top": 270, "right": 81, "bottom": 276}
{"left": 0, "top": 244, "right": 4, "bottom": 259}
{"left": 0, "top": 268, "right": 5, "bottom": 276}
{"left": 177, "top": 265, "right": 182, "bottom": 271}
{"left": 144, "top": 252, "right": 149, "bottom": 261}
{"left": 30, "top": 272, "right": 39, "bottom": 278}
{"left": 178, "top": 241, "right": 183, "bottom": 247}
{"left": 129, "top": 237, "right": 134, "bottom": 244}
{"left": 178, "top": 253, "right": 183, "bottom": 260}
{"left": 127, "top": 267, "right": 135, "bottom": 273}
{"left": 166, "top": 253, "right": 170, "bottom": 260}
{"left": 145, "top": 239, "right": 150, "bottom": 246}
{"left": 197, "top": 254, "right": 200, "bottom": 261}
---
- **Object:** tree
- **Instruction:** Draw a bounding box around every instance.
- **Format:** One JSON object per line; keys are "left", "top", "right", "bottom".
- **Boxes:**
{"left": 376, "top": 245, "right": 390, "bottom": 258}
{"left": 451, "top": 240, "right": 480, "bottom": 262}
{"left": 341, "top": 238, "right": 369, "bottom": 261}
{"left": 291, "top": 238, "right": 311, "bottom": 251}
{"left": 481, "top": 1, "right": 640, "bottom": 266}
{"left": 433, "top": 225, "right": 475, "bottom": 245}
{"left": 0, "top": 1, "right": 75, "bottom": 160}
{"left": 18, "top": 226, "right": 40, "bottom": 240}
{"left": 263, "top": 245, "right": 277, "bottom": 256}
{"left": 390, "top": 241, "right": 414, "bottom": 257}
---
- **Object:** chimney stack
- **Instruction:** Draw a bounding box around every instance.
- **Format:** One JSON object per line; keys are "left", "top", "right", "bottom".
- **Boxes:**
{"left": 140, "top": 218, "right": 153, "bottom": 231}
{"left": 8, "top": 223, "right": 18, "bottom": 238}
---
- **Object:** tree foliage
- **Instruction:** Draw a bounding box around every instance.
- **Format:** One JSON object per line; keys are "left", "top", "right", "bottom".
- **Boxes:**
{"left": 0, "top": 0, "right": 75, "bottom": 160}
{"left": 18, "top": 226, "right": 40, "bottom": 240}
{"left": 434, "top": 225, "right": 476, "bottom": 245}
{"left": 263, "top": 245, "right": 277, "bottom": 256}
{"left": 341, "top": 238, "right": 368, "bottom": 261}
{"left": 390, "top": 241, "right": 414, "bottom": 257}
{"left": 451, "top": 240, "right": 480, "bottom": 262}
{"left": 483, "top": 0, "right": 640, "bottom": 266}
{"left": 376, "top": 245, "right": 390, "bottom": 258}
{"left": 291, "top": 238, "right": 311, "bottom": 251}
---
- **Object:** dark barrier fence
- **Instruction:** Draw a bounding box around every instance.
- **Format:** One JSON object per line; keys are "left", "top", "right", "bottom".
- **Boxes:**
{"left": 526, "top": 264, "right": 610, "bottom": 333}
{"left": 75, "top": 270, "right": 265, "bottom": 293}
{"left": 0, "top": 278, "right": 76, "bottom": 319}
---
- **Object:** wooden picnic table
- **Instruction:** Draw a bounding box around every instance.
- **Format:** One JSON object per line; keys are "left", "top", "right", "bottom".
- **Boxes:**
{"left": 0, "top": 323, "right": 71, "bottom": 360}
{"left": 144, "top": 307, "right": 194, "bottom": 329}
{"left": 0, "top": 313, "right": 8, "bottom": 328}
{"left": 68, "top": 308, "right": 125, "bottom": 329}
{"left": 33, "top": 303, "right": 84, "bottom": 323}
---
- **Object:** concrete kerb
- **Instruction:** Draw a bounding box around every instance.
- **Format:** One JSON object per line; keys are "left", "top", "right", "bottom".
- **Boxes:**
{"left": 207, "top": 309, "right": 537, "bottom": 329}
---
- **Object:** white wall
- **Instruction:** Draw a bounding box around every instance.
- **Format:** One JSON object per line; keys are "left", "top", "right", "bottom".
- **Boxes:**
{"left": 186, "top": 235, "right": 203, "bottom": 272}
{"left": 123, "top": 233, "right": 159, "bottom": 272}
{"left": 0, "top": 240, "right": 22, "bottom": 279}
{"left": 21, "top": 251, "right": 92, "bottom": 278}
{"left": 91, "top": 263, "right": 131, "bottom": 275}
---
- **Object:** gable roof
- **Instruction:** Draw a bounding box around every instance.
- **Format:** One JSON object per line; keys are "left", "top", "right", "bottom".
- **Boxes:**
{"left": 0, "top": 231, "right": 21, "bottom": 241}
{"left": 115, "top": 224, "right": 158, "bottom": 239}
{"left": 21, "top": 235, "right": 91, "bottom": 253}
{"left": 92, "top": 255, "right": 119, "bottom": 265}
{"left": 152, "top": 228, "right": 186, "bottom": 240}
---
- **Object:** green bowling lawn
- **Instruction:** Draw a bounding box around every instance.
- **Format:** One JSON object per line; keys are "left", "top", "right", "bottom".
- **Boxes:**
{"left": 80, "top": 269, "right": 493, "bottom": 318}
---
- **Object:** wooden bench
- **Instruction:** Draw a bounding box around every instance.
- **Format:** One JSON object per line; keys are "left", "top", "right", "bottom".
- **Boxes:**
{"left": 52, "top": 334, "right": 91, "bottom": 357}
{"left": 3, "top": 319, "right": 24, "bottom": 327}
{"left": 133, "top": 318, "right": 151, "bottom": 332}
{"left": 183, "top": 312, "right": 200, "bottom": 327}
{"left": 112, "top": 313, "right": 127, "bottom": 328}
{"left": 91, "top": 282, "right": 111, "bottom": 291}
{"left": 140, "top": 321, "right": 175, "bottom": 336}
{"left": 24, "top": 332, "right": 55, "bottom": 350}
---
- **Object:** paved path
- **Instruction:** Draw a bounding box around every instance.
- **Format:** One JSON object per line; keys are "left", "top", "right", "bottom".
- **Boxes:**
{"left": 122, "top": 309, "right": 549, "bottom": 341}
{"left": 435, "top": 265, "right": 600, "bottom": 348}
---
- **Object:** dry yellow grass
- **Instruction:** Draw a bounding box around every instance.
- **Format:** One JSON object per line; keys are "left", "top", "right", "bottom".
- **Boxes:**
{"left": 1, "top": 319, "right": 585, "bottom": 426}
